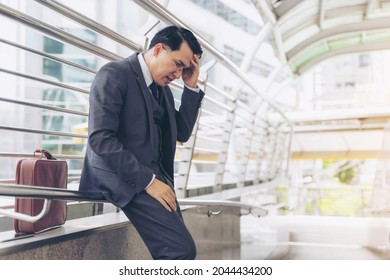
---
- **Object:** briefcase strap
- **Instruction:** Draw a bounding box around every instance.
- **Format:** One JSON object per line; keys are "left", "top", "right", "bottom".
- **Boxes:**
{"left": 34, "top": 148, "right": 57, "bottom": 160}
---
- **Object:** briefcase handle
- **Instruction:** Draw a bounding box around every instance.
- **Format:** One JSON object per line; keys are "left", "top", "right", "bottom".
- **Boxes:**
{"left": 34, "top": 148, "right": 57, "bottom": 160}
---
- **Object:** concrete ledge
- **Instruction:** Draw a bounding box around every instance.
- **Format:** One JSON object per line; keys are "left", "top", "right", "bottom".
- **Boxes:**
{"left": 0, "top": 205, "right": 242, "bottom": 259}
{"left": 0, "top": 183, "right": 280, "bottom": 259}
{"left": 0, "top": 212, "right": 151, "bottom": 259}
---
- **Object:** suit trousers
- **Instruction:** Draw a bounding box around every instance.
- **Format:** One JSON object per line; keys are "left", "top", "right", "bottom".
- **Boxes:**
{"left": 121, "top": 179, "right": 196, "bottom": 260}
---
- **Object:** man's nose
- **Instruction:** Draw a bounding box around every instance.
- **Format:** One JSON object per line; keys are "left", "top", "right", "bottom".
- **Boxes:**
{"left": 173, "top": 69, "right": 182, "bottom": 79}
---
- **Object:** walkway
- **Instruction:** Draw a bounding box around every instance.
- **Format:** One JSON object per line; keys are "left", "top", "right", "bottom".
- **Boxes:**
{"left": 240, "top": 215, "right": 390, "bottom": 260}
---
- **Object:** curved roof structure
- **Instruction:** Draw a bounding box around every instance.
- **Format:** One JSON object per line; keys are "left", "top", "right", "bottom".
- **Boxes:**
{"left": 263, "top": 0, "right": 390, "bottom": 75}
{"left": 245, "top": 0, "right": 390, "bottom": 158}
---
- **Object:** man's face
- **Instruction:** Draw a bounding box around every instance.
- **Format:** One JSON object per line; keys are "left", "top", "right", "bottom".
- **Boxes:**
{"left": 150, "top": 42, "right": 194, "bottom": 86}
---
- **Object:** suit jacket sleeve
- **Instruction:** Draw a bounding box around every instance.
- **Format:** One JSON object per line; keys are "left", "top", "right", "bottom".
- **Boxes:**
{"left": 87, "top": 61, "right": 153, "bottom": 192}
{"left": 175, "top": 86, "right": 205, "bottom": 142}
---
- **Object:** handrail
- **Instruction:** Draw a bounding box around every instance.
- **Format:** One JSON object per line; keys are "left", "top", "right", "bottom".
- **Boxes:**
{"left": 0, "top": 1, "right": 290, "bottom": 203}
{"left": 0, "top": 68, "right": 89, "bottom": 94}
{"left": 132, "top": 0, "right": 293, "bottom": 125}
{"left": 0, "top": 153, "right": 84, "bottom": 160}
{"left": 179, "top": 199, "right": 268, "bottom": 217}
{"left": 34, "top": 0, "right": 142, "bottom": 52}
{"left": 0, "top": 37, "right": 97, "bottom": 74}
{"left": 0, "top": 97, "right": 88, "bottom": 117}
{"left": 0, "top": 184, "right": 105, "bottom": 223}
{"left": 15, "top": 0, "right": 291, "bottom": 128}
{"left": 0, "top": 183, "right": 268, "bottom": 222}
{"left": 0, "top": 3, "right": 122, "bottom": 61}
{"left": 0, "top": 125, "right": 87, "bottom": 139}
{"left": 0, "top": 199, "right": 51, "bottom": 223}
{"left": 0, "top": 184, "right": 106, "bottom": 201}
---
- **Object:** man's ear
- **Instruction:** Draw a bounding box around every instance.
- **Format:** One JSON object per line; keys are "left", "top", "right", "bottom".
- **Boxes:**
{"left": 153, "top": 43, "right": 164, "bottom": 57}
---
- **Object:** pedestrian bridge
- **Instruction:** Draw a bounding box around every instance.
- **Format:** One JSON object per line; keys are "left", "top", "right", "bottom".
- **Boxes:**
{"left": 1, "top": 0, "right": 390, "bottom": 260}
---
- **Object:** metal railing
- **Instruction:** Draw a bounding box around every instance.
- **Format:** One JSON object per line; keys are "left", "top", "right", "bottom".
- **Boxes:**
{"left": 0, "top": 183, "right": 268, "bottom": 223}
{"left": 0, "top": 0, "right": 291, "bottom": 204}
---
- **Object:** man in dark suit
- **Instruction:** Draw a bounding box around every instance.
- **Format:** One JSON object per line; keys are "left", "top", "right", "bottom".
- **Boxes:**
{"left": 79, "top": 26, "right": 204, "bottom": 259}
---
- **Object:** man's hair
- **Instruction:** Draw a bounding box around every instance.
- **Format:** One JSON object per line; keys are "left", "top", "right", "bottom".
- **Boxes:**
{"left": 149, "top": 25, "right": 203, "bottom": 57}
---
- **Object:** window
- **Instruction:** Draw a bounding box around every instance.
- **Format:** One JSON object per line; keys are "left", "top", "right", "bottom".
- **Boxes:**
{"left": 189, "top": 0, "right": 261, "bottom": 35}
{"left": 359, "top": 54, "right": 370, "bottom": 67}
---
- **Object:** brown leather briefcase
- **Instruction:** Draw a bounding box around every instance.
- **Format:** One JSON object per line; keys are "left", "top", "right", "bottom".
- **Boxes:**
{"left": 14, "top": 149, "right": 68, "bottom": 234}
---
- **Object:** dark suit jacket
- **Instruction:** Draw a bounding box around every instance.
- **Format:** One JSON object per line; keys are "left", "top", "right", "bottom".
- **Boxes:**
{"left": 79, "top": 53, "right": 204, "bottom": 207}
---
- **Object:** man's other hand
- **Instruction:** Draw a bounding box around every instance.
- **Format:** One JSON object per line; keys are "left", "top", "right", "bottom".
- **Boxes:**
{"left": 146, "top": 178, "right": 177, "bottom": 212}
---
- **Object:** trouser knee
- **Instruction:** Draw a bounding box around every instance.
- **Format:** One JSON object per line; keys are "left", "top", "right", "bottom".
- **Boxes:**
{"left": 173, "top": 241, "right": 197, "bottom": 260}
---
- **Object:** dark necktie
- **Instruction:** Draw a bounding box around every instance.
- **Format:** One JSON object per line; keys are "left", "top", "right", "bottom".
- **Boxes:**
{"left": 149, "top": 81, "right": 159, "bottom": 101}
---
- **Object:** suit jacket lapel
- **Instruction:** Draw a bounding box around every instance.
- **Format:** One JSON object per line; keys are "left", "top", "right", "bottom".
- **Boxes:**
{"left": 127, "top": 54, "right": 156, "bottom": 149}
{"left": 128, "top": 54, "right": 177, "bottom": 177}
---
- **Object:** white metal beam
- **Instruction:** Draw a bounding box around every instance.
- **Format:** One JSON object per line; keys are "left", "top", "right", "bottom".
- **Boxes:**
{"left": 287, "top": 16, "right": 390, "bottom": 60}
{"left": 296, "top": 39, "right": 390, "bottom": 74}
{"left": 319, "top": 0, "right": 325, "bottom": 30}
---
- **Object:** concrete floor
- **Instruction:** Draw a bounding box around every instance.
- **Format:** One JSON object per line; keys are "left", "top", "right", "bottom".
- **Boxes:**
{"left": 240, "top": 215, "right": 390, "bottom": 260}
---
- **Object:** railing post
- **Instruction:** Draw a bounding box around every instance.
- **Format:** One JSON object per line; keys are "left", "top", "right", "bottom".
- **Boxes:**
{"left": 175, "top": 113, "right": 200, "bottom": 198}
{"left": 236, "top": 113, "right": 256, "bottom": 188}
{"left": 214, "top": 99, "right": 236, "bottom": 193}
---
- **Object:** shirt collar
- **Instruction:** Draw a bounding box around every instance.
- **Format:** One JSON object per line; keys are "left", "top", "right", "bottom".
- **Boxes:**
{"left": 137, "top": 53, "right": 153, "bottom": 87}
